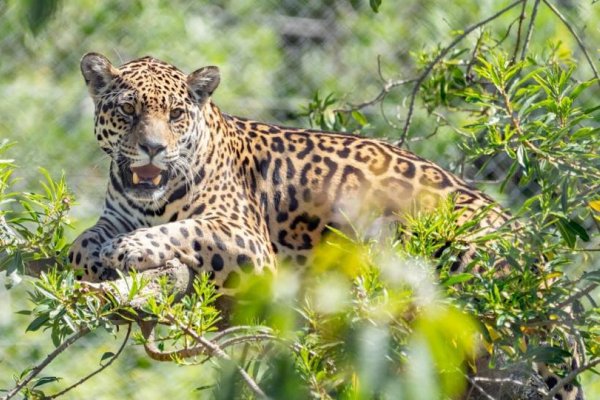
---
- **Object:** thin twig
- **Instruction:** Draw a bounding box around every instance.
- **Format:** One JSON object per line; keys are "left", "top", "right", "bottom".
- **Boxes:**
{"left": 334, "top": 78, "right": 418, "bottom": 113}
{"left": 556, "top": 282, "right": 599, "bottom": 310}
{"left": 520, "top": 0, "right": 541, "bottom": 60}
{"left": 2, "top": 327, "right": 91, "bottom": 400}
{"left": 464, "top": 375, "right": 505, "bottom": 400}
{"left": 165, "top": 314, "right": 268, "bottom": 399}
{"left": 491, "top": 14, "right": 522, "bottom": 51}
{"left": 511, "top": 0, "right": 529, "bottom": 62}
{"left": 472, "top": 375, "right": 546, "bottom": 391}
{"left": 218, "top": 333, "right": 277, "bottom": 350}
{"left": 465, "top": 29, "right": 486, "bottom": 80}
{"left": 542, "top": 0, "right": 600, "bottom": 85}
{"left": 212, "top": 325, "right": 274, "bottom": 342}
{"left": 141, "top": 322, "right": 274, "bottom": 362}
{"left": 543, "top": 358, "right": 600, "bottom": 399}
{"left": 47, "top": 324, "right": 132, "bottom": 399}
{"left": 399, "top": 0, "right": 525, "bottom": 146}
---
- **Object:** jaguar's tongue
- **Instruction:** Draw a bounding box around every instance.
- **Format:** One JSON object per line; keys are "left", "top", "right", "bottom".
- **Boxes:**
{"left": 131, "top": 164, "right": 162, "bottom": 186}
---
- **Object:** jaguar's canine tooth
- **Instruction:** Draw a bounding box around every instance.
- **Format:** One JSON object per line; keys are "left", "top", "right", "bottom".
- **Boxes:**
{"left": 132, "top": 172, "right": 140, "bottom": 185}
{"left": 152, "top": 175, "right": 162, "bottom": 186}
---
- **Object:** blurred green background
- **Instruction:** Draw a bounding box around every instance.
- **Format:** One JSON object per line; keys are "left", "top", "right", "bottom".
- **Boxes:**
{"left": 1, "top": 0, "right": 598, "bottom": 398}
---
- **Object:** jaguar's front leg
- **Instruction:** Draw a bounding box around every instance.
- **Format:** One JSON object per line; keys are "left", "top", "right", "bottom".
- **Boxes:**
{"left": 99, "top": 218, "right": 275, "bottom": 292}
{"left": 69, "top": 216, "right": 128, "bottom": 282}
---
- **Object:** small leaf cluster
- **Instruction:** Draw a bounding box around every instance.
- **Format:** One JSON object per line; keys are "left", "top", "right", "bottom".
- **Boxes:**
{"left": 0, "top": 140, "right": 73, "bottom": 289}
{"left": 138, "top": 273, "right": 222, "bottom": 355}
{"left": 299, "top": 92, "right": 369, "bottom": 133}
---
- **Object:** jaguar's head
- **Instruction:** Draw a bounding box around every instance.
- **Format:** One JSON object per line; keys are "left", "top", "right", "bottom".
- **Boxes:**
{"left": 80, "top": 52, "right": 220, "bottom": 203}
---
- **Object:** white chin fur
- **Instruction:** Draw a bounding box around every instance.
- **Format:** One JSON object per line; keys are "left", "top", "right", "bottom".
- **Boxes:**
{"left": 125, "top": 186, "right": 168, "bottom": 204}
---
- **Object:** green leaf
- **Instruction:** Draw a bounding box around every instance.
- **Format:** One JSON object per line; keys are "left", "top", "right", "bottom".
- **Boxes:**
{"left": 556, "top": 218, "right": 576, "bottom": 248}
{"left": 570, "top": 78, "right": 597, "bottom": 100}
{"left": 22, "top": 0, "right": 60, "bottom": 36}
{"left": 100, "top": 352, "right": 115, "bottom": 362}
{"left": 567, "top": 219, "right": 590, "bottom": 242}
{"left": 33, "top": 376, "right": 61, "bottom": 388}
{"left": 560, "top": 180, "right": 568, "bottom": 213}
{"left": 369, "top": 0, "right": 382, "bottom": 13}
{"left": 26, "top": 314, "right": 49, "bottom": 332}
{"left": 571, "top": 127, "right": 598, "bottom": 140}
{"left": 582, "top": 270, "right": 600, "bottom": 283}
{"left": 5, "top": 259, "right": 23, "bottom": 289}
{"left": 516, "top": 145, "right": 529, "bottom": 171}
{"left": 439, "top": 75, "right": 447, "bottom": 103}
{"left": 351, "top": 111, "right": 368, "bottom": 127}
{"left": 525, "top": 346, "right": 571, "bottom": 364}
{"left": 442, "top": 273, "right": 474, "bottom": 286}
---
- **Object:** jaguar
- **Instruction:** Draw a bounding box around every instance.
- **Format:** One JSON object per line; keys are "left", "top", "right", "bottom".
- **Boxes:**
{"left": 69, "top": 53, "right": 582, "bottom": 400}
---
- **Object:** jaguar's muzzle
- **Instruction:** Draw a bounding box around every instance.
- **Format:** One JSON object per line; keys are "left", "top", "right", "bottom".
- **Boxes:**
{"left": 121, "top": 163, "right": 170, "bottom": 191}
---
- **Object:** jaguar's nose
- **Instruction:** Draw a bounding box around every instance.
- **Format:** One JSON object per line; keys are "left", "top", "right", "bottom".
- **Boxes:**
{"left": 139, "top": 141, "right": 166, "bottom": 157}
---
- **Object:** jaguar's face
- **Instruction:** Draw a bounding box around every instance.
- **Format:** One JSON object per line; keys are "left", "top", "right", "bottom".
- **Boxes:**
{"left": 80, "top": 53, "right": 220, "bottom": 203}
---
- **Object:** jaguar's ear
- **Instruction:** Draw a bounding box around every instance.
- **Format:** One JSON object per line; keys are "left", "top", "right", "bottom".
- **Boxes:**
{"left": 80, "top": 52, "right": 118, "bottom": 97}
{"left": 187, "top": 66, "right": 220, "bottom": 104}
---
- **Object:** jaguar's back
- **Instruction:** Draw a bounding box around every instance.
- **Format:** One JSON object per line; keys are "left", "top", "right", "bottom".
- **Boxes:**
{"left": 224, "top": 115, "right": 507, "bottom": 266}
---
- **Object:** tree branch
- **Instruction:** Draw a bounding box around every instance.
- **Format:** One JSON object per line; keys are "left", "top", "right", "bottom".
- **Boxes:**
{"left": 520, "top": 0, "right": 541, "bottom": 61}
{"left": 46, "top": 324, "right": 132, "bottom": 399}
{"left": 543, "top": 357, "right": 600, "bottom": 400}
{"left": 164, "top": 314, "right": 268, "bottom": 399}
{"left": 23, "top": 257, "right": 58, "bottom": 278}
{"left": 334, "top": 77, "right": 418, "bottom": 113}
{"left": 511, "top": 0, "right": 529, "bottom": 63}
{"left": 542, "top": 0, "right": 600, "bottom": 84}
{"left": 80, "top": 259, "right": 196, "bottom": 312}
{"left": 556, "top": 282, "right": 599, "bottom": 310}
{"left": 399, "top": 0, "right": 525, "bottom": 145}
{"left": 1, "top": 327, "right": 90, "bottom": 400}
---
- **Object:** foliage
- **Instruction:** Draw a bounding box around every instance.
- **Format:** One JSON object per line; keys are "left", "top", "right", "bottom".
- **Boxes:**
{"left": 1, "top": 0, "right": 599, "bottom": 399}
{"left": 0, "top": 140, "right": 72, "bottom": 289}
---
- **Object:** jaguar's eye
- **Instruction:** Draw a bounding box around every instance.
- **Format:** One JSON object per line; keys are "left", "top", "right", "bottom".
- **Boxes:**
{"left": 169, "top": 108, "right": 184, "bottom": 120}
{"left": 119, "top": 103, "right": 136, "bottom": 116}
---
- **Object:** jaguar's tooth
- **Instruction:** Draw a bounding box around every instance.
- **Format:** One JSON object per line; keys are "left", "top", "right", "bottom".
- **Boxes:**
{"left": 132, "top": 172, "right": 140, "bottom": 185}
{"left": 152, "top": 175, "right": 162, "bottom": 186}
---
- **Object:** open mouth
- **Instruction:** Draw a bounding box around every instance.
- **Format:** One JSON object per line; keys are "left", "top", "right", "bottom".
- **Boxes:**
{"left": 124, "top": 164, "right": 169, "bottom": 190}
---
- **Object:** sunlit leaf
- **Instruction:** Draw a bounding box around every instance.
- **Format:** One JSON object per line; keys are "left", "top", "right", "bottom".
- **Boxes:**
{"left": 441, "top": 273, "right": 473, "bottom": 286}
{"left": 351, "top": 110, "right": 368, "bottom": 127}
{"left": 589, "top": 200, "right": 600, "bottom": 213}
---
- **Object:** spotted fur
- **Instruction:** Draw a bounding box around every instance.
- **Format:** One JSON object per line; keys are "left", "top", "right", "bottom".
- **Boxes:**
{"left": 69, "top": 53, "right": 582, "bottom": 400}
